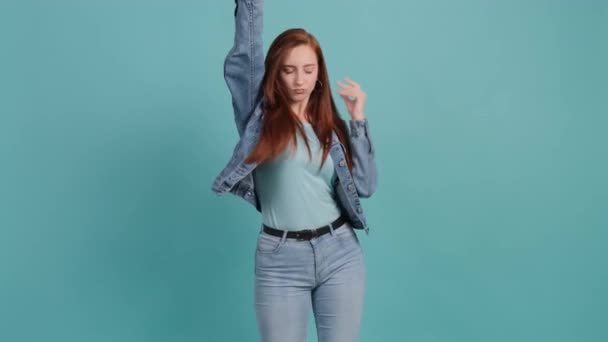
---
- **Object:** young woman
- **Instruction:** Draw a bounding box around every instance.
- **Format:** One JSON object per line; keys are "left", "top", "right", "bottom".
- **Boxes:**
{"left": 211, "top": 1, "right": 377, "bottom": 341}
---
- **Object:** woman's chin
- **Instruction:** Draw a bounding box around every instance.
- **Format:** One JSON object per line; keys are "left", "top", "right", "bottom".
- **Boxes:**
{"left": 289, "top": 93, "right": 311, "bottom": 103}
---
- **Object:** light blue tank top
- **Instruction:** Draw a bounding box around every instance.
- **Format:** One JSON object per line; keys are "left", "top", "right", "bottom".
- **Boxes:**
{"left": 253, "top": 122, "right": 342, "bottom": 231}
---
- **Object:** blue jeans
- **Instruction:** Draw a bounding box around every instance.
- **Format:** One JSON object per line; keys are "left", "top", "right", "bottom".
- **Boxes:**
{"left": 254, "top": 221, "right": 366, "bottom": 342}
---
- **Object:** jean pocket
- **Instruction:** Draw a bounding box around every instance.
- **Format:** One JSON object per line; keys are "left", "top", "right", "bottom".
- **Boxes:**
{"left": 256, "top": 232, "right": 285, "bottom": 254}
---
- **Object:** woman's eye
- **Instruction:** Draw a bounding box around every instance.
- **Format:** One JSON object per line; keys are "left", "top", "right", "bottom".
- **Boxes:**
{"left": 283, "top": 69, "right": 293, "bottom": 74}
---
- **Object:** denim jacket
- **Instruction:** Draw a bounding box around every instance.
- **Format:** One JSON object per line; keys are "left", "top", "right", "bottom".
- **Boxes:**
{"left": 211, "top": 0, "right": 377, "bottom": 234}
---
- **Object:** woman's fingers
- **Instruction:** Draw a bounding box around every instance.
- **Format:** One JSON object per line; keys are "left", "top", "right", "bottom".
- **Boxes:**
{"left": 344, "top": 77, "right": 359, "bottom": 87}
{"left": 337, "top": 80, "right": 354, "bottom": 95}
{"left": 338, "top": 88, "right": 356, "bottom": 99}
{"left": 336, "top": 79, "right": 350, "bottom": 90}
{"left": 337, "top": 78, "right": 358, "bottom": 88}
{"left": 337, "top": 78, "right": 362, "bottom": 92}
{"left": 340, "top": 93, "right": 356, "bottom": 101}
{"left": 337, "top": 79, "right": 364, "bottom": 98}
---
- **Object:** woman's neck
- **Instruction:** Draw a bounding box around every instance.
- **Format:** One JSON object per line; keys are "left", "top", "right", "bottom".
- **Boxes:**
{"left": 290, "top": 99, "right": 310, "bottom": 122}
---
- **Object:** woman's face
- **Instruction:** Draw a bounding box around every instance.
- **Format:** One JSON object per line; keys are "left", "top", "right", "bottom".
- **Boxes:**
{"left": 279, "top": 45, "right": 319, "bottom": 104}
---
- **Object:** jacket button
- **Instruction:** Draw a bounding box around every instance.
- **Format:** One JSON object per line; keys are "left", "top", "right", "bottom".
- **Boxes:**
{"left": 246, "top": 191, "right": 252, "bottom": 197}
{"left": 339, "top": 160, "right": 346, "bottom": 167}
{"left": 348, "top": 184, "right": 355, "bottom": 191}
{"left": 357, "top": 206, "right": 363, "bottom": 213}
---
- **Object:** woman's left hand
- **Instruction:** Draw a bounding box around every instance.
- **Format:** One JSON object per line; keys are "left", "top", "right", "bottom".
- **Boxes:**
{"left": 337, "top": 78, "right": 367, "bottom": 121}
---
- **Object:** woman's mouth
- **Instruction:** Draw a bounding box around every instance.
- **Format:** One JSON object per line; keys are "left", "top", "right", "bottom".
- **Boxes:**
{"left": 294, "top": 89, "right": 306, "bottom": 94}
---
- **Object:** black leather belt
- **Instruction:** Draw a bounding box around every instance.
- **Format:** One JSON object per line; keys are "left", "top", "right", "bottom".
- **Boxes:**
{"left": 262, "top": 215, "right": 348, "bottom": 240}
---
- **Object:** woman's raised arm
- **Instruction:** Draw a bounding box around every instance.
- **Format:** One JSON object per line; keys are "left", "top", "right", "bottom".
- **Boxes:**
{"left": 224, "top": 0, "right": 265, "bottom": 137}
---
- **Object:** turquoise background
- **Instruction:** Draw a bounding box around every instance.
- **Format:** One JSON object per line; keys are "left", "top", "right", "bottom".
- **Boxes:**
{"left": 1, "top": 0, "right": 606, "bottom": 341}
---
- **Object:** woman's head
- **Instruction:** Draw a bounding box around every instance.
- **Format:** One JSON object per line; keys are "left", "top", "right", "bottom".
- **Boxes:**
{"left": 246, "top": 28, "right": 353, "bottom": 171}
{"left": 261, "top": 28, "right": 330, "bottom": 113}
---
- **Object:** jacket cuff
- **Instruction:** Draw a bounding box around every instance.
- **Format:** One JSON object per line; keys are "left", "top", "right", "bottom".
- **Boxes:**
{"left": 349, "top": 119, "right": 369, "bottom": 138}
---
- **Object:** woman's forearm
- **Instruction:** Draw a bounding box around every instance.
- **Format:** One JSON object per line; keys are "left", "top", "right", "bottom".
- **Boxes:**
{"left": 349, "top": 119, "right": 378, "bottom": 198}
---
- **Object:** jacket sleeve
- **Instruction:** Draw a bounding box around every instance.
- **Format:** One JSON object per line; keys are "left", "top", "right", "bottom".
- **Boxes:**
{"left": 224, "top": 0, "right": 265, "bottom": 137}
{"left": 348, "top": 119, "right": 378, "bottom": 198}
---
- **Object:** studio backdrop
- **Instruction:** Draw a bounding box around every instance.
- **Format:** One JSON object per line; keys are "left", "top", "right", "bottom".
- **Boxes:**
{"left": 1, "top": 1, "right": 606, "bottom": 341}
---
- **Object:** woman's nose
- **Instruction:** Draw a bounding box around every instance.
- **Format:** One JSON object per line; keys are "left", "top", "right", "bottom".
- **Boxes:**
{"left": 294, "top": 72, "right": 303, "bottom": 85}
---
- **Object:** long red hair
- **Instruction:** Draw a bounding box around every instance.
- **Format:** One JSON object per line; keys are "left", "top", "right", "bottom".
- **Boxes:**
{"left": 244, "top": 28, "right": 354, "bottom": 172}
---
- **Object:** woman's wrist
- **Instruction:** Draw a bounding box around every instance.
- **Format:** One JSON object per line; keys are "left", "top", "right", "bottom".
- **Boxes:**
{"left": 351, "top": 114, "right": 366, "bottom": 121}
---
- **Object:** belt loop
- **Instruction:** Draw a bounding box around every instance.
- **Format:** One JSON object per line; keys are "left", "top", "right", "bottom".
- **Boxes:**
{"left": 328, "top": 222, "right": 334, "bottom": 235}
{"left": 280, "top": 229, "right": 288, "bottom": 244}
